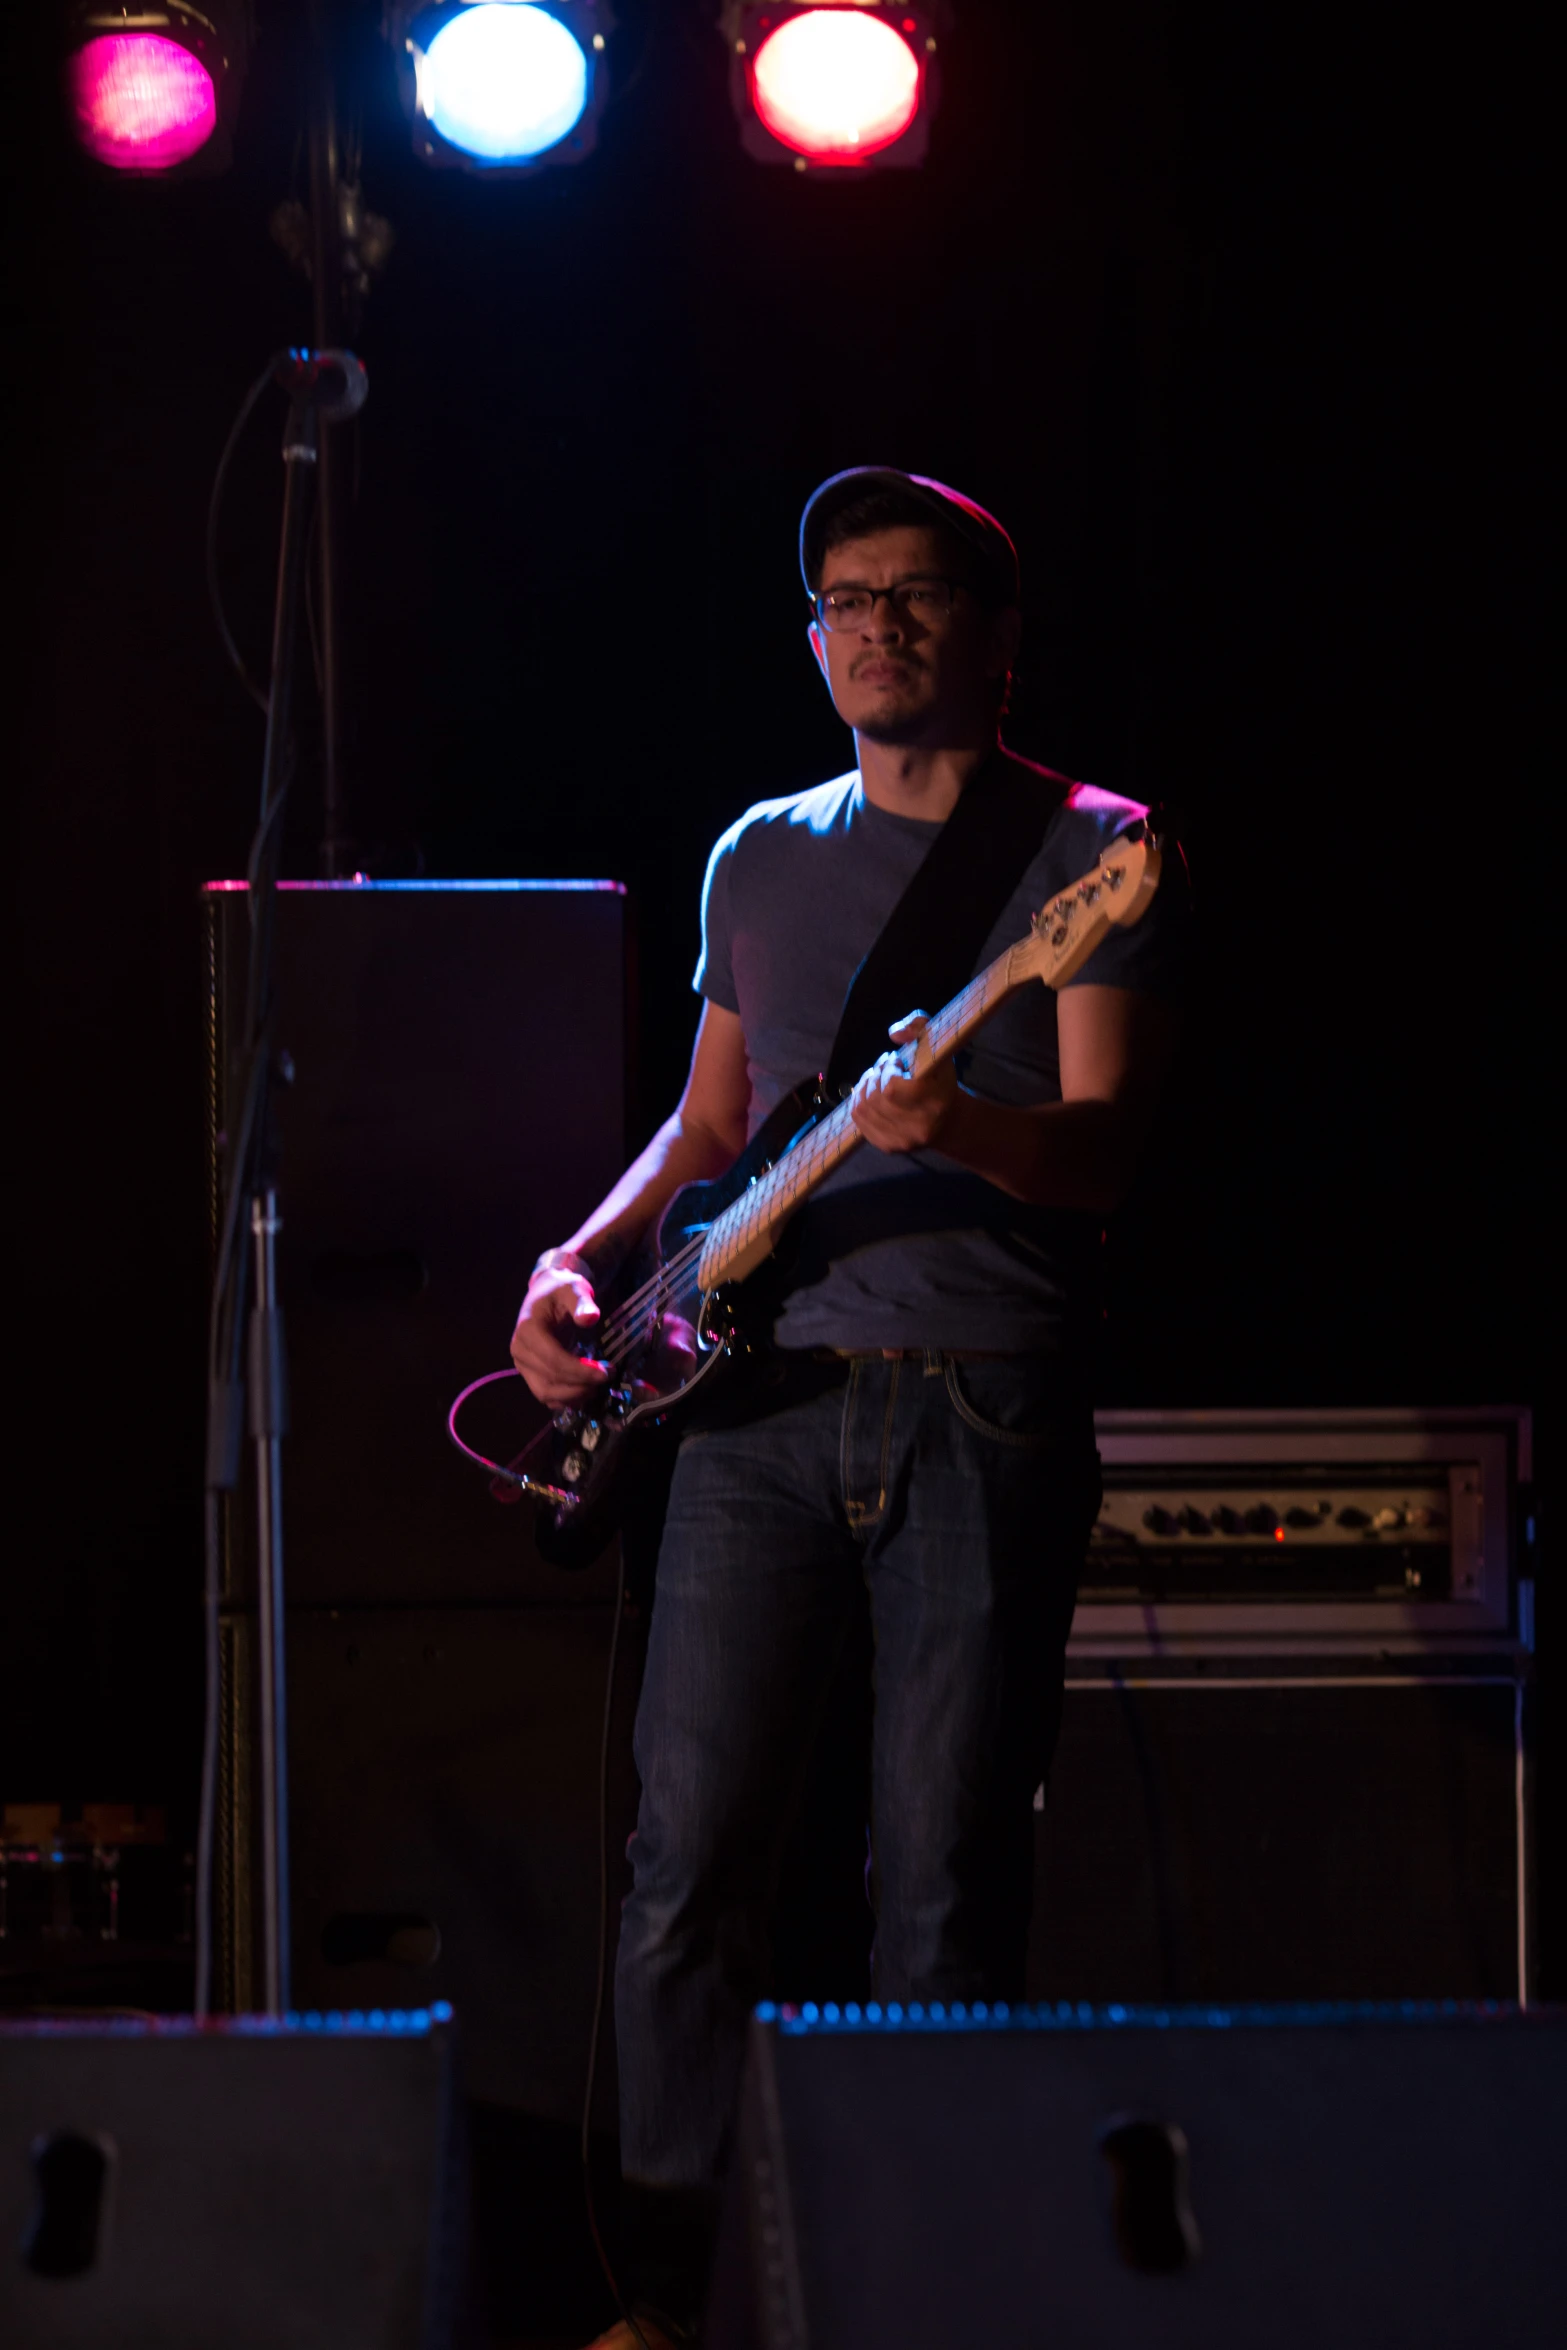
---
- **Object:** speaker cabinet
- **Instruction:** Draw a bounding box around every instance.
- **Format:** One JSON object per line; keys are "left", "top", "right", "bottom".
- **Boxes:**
{"left": 277, "top": 1604, "right": 641, "bottom": 2118}
{"left": 204, "top": 879, "right": 628, "bottom": 1609}
{"left": 1030, "top": 1675, "right": 1527, "bottom": 2004}
{"left": 709, "top": 2007, "right": 1564, "bottom": 2350}
{"left": 0, "top": 2013, "right": 465, "bottom": 2349}
{"left": 203, "top": 881, "right": 630, "bottom": 2017}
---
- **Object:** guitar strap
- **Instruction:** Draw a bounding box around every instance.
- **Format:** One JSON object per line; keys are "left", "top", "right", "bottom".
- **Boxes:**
{"left": 823, "top": 752, "right": 1068, "bottom": 1096}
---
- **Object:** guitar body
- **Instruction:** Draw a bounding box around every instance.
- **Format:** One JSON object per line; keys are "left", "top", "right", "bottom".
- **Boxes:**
{"left": 526, "top": 1075, "right": 831, "bottom": 1567}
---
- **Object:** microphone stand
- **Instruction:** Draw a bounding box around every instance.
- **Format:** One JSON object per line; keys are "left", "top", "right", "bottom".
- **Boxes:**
{"left": 202, "top": 360, "right": 363, "bottom": 2018}
{"left": 307, "top": 27, "right": 353, "bottom": 880}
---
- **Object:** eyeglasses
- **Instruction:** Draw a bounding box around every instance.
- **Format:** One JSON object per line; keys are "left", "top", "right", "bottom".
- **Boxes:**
{"left": 811, "top": 576, "right": 970, "bottom": 633}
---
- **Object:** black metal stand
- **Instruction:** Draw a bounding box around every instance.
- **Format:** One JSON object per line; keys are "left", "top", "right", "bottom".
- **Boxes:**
{"left": 307, "top": 39, "right": 353, "bottom": 881}
{"left": 249, "top": 1182, "right": 291, "bottom": 2012}
{"left": 201, "top": 372, "right": 358, "bottom": 2018}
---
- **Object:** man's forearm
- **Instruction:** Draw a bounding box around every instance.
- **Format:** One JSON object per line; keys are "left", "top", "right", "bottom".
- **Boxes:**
{"left": 557, "top": 1111, "right": 738, "bottom": 1279}
{"left": 937, "top": 1091, "right": 1145, "bottom": 1214}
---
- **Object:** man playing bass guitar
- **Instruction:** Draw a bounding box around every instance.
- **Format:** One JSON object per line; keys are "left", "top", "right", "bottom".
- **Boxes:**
{"left": 511, "top": 468, "right": 1188, "bottom": 2346}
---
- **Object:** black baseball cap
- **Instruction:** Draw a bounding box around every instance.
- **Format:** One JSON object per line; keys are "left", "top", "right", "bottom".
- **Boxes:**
{"left": 799, "top": 466, "right": 1020, "bottom": 607}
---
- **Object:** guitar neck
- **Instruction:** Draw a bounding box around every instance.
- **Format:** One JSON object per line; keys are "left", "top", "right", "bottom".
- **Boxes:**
{"left": 692, "top": 827, "right": 1160, "bottom": 1294}
{"left": 696, "top": 935, "right": 1038, "bottom": 1291}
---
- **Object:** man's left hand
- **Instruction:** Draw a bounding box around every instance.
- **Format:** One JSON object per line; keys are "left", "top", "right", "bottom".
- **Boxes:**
{"left": 848, "top": 1011, "right": 960, "bottom": 1155}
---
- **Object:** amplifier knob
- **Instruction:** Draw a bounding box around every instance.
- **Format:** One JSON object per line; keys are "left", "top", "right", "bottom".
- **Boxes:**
{"left": 1213, "top": 1506, "right": 1248, "bottom": 1536}
{"left": 1371, "top": 1506, "right": 1403, "bottom": 1531}
{"left": 1336, "top": 1505, "right": 1371, "bottom": 1529}
{"left": 1180, "top": 1505, "right": 1212, "bottom": 1535}
{"left": 1142, "top": 1505, "right": 1181, "bottom": 1536}
{"left": 1246, "top": 1503, "right": 1281, "bottom": 1537}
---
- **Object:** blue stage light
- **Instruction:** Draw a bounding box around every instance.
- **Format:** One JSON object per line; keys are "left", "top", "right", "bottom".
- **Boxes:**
{"left": 410, "top": 4, "right": 596, "bottom": 168}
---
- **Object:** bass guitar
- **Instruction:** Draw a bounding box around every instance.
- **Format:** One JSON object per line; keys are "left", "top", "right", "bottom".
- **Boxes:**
{"left": 463, "top": 826, "right": 1161, "bottom": 1563}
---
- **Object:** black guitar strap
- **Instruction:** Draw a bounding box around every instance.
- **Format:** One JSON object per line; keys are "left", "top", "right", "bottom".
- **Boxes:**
{"left": 823, "top": 753, "right": 1068, "bottom": 1096}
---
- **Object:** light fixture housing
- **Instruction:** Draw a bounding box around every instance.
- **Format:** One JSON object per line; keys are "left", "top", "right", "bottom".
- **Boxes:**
{"left": 64, "top": 2, "right": 250, "bottom": 175}
{"left": 389, "top": 0, "right": 613, "bottom": 175}
{"left": 722, "top": 1, "right": 942, "bottom": 173}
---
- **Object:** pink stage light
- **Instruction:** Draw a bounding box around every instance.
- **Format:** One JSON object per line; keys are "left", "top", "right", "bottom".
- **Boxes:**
{"left": 751, "top": 9, "right": 921, "bottom": 164}
{"left": 71, "top": 33, "right": 218, "bottom": 172}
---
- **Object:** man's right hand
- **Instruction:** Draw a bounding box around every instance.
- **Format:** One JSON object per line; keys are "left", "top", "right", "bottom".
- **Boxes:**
{"left": 510, "top": 1266, "right": 612, "bottom": 1409}
{"left": 507, "top": 1004, "right": 751, "bottom": 1413}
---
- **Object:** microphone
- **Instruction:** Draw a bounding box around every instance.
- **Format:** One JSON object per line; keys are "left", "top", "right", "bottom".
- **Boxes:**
{"left": 271, "top": 348, "right": 368, "bottom": 422}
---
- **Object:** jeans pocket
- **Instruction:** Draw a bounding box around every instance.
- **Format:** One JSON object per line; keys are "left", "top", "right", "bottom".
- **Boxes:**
{"left": 943, "top": 1355, "right": 1080, "bottom": 1449}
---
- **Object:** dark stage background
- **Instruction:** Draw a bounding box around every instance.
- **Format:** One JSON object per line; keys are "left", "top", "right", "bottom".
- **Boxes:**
{"left": 7, "top": 5, "right": 1554, "bottom": 1974}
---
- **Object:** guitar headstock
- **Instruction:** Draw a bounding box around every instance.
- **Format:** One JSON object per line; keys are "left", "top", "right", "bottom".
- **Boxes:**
{"left": 1011, "top": 826, "right": 1163, "bottom": 990}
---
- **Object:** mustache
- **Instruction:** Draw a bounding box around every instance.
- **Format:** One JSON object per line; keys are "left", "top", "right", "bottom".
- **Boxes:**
{"left": 850, "top": 651, "right": 925, "bottom": 680}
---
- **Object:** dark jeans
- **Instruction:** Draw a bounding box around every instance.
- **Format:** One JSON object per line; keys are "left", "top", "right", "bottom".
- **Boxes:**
{"left": 615, "top": 1349, "right": 1100, "bottom": 2197}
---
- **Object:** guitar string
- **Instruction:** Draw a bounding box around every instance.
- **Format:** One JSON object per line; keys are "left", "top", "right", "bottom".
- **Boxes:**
{"left": 595, "top": 1232, "right": 705, "bottom": 1357}
{"left": 593, "top": 1095, "right": 855, "bottom": 1357}
{"left": 585, "top": 897, "right": 1103, "bottom": 1369}
{"left": 595, "top": 1108, "right": 846, "bottom": 1363}
{"left": 594, "top": 964, "right": 1006, "bottom": 1363}
{"left": 597, "top": 1286, "right": 696, "bottom": 1368}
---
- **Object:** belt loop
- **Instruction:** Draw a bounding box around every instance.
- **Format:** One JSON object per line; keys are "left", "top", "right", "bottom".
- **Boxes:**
{"left": 923, "top": 1346, "right": 942, "bottom": 1377}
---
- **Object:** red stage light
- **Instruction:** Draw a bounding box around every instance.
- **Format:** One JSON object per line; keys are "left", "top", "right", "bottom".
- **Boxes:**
{"left": 751, "top": 8, "right": 920, "bottom": 162}
{"left": 724, "top": 3, "right": 941, "bottom": 173}
{"left": 70, "top": 32, "right": 219, "bottom": 172}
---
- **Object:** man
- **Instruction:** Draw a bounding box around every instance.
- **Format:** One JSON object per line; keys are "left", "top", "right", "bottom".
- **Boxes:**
{"left": 512, "top": 468, "right": 1186, "bottom": 2345}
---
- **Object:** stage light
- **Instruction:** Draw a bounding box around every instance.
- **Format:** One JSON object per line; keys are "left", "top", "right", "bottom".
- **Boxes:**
{"left": 64, "top": 5, "right": 250, "bottom": 175}
{"left": 71, "top": 33, "right": 215, "bottom": 169}
{"left": 392, "top": 2, "right": 612, "bottom": 174}
{"left": 723, "top": 2, "right": 942, "bottom": 173}
{"left": 753, "top": 8, "right": 916, "bottom": 159}
{"left": 419, "top": 6, "right": 585, "bottom": 160}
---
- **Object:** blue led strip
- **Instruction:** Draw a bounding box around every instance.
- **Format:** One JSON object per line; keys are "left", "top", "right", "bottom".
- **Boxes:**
{"left": 755, "top": 1997, "right": 1535, "bottom": 2036}
{"left": 0, "top": 2003, "right": 456, "bottom": 2040}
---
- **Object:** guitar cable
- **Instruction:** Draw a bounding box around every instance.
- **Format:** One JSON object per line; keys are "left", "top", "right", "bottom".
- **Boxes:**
{"left": 446, "top": 1366, "right": 575, "bottom": 1503}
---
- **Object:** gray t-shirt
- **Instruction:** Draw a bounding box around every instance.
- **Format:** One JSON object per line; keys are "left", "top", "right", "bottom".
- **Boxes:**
{"left": 693, "top": 754, "right": 1189, "bottom": 1357}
